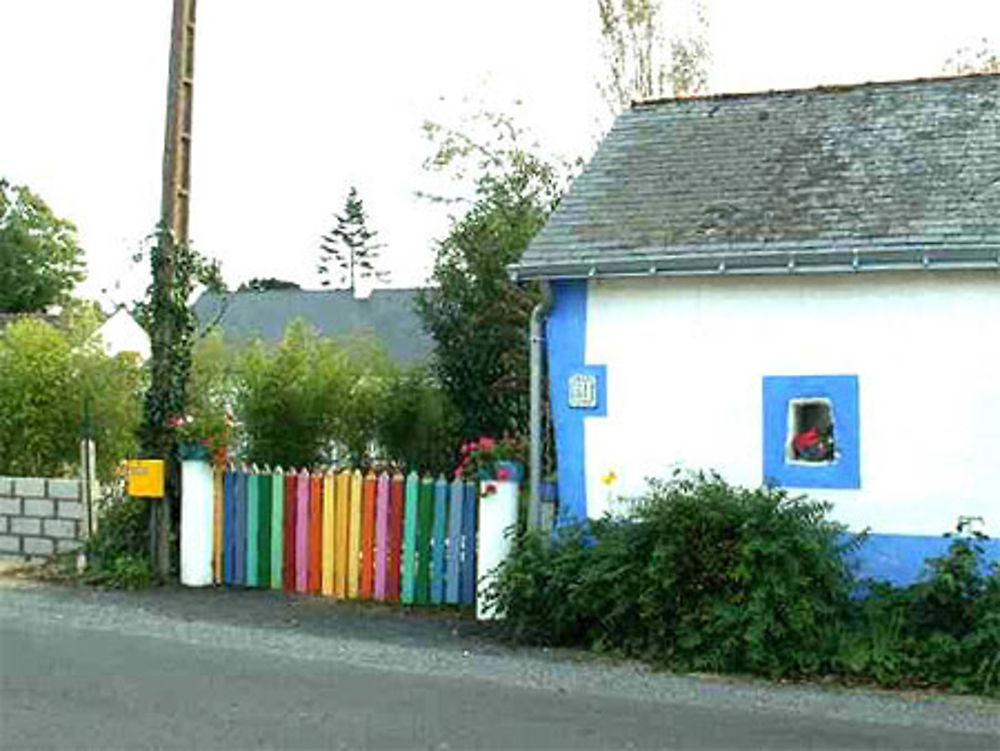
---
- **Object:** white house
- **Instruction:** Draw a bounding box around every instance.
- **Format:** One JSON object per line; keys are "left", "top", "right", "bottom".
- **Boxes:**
{"left": 91, "top": 308, "right": 151, "bottom": 361}
{"left": 514, "top": 74, "right": 1000, "bottom": 584}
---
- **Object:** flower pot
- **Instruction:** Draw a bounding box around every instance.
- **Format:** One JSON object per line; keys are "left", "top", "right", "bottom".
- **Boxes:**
{"left": 494, "top": 460, "right": 524, "bottom": 484}
{"left": 178, "top": 442, "right": 210, "bottom": 461}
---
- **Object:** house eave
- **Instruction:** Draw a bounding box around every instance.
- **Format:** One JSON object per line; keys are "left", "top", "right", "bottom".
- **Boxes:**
{"left": 510, "top": 244, "right": 1000, "bottom": 283}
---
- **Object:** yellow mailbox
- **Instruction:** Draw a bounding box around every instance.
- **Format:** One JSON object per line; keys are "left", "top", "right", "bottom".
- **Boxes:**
{"left": 125, "top": 459, "right": 165, "bottom": 498}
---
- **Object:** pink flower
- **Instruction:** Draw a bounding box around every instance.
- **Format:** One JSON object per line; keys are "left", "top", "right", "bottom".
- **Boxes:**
{"left": 478, "top": 436, "right": 496, "bottom": 451}
{"left": 454, "top": 467, "right": 464, "bottom": 479}
{"left": 496, "top": 466, "right": 512, "bottom": 480}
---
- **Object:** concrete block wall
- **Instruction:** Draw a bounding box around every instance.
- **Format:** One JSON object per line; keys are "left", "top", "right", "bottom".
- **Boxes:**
{"left": 0, "top": 476, "right": 86, "bottom": 558}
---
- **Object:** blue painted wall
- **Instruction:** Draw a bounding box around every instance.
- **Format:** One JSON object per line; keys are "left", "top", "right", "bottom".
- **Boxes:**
{"left": 547, "top": 280, "right": 606, "bottom": 524}
{"left": 850, "top": 533, "right": 1000, "bottom": 587}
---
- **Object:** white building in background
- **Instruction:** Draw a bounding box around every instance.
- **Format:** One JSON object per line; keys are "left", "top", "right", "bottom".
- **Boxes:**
{"left": 91, "top": 307, "right": 150, "bottom": 361}
{"left": 514, "top": 73, "right": 1000, "bottom": 584}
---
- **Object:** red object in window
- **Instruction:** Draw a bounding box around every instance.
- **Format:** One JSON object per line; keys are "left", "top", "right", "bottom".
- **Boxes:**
{"left": 793, "top": 427, "right": 821, "bottom": 454}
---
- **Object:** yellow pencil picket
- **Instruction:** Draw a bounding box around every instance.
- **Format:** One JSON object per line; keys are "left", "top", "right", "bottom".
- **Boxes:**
{"left": 322, "top": 469, "right": 335, "bottom": 596}
{"left": 347, "top": 470, "right": 363, "bottom": 599}
{"left": 213, "top": 467, "right": 224, "bottom": 584}
{"left": 334, "top": 470, "right": 351, "bottom": 599}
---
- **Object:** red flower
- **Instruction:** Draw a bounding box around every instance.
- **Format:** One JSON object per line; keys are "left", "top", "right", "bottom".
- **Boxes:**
{"left": 483, "top": 483, "right": 497, "bottom": 497}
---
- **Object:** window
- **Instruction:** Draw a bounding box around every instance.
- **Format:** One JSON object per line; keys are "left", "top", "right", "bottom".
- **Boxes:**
{"left": 763, "top": 375, "right": 859, "bottom": 489}
{"left": 787, "top": 398, "right": 834, "bottom": 463}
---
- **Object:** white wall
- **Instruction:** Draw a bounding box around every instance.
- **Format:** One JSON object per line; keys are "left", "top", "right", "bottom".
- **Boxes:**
{"left": 584, "top": 271, "right": 1000, "bottom": 536}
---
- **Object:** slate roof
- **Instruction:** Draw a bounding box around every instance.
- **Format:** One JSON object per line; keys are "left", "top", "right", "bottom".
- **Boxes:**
{"left": 516, "top": 74, "right": 1000, "bottom": 279}
{"left": 192, "top": 288, "right": 434, "bottom": 365}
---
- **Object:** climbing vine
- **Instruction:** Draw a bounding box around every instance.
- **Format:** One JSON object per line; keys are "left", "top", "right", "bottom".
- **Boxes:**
{"left": 140, "top": 225, "right": 224, "bottom": 458}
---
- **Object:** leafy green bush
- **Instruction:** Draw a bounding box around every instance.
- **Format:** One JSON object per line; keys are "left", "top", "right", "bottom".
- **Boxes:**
{"left": 232, "top": 320, "right": 461, "bottom": 472}
{"left": 376, "top": 365, "right": 461, "bottom": 474}
{"left": 236, "top": 320, "right": 354, "bottom": 468}
{"left": 490, "top": 474, "right": 1000, "bottom": 696}
{"left": 490, "top": 472, "right": 857, "bottom": 676}
{"left": 0, "top": 316, "right": 143, "bottom": 479}
{"left": 84, "top": 482, "right": 153, "bottom": 588}
{"left": 836, "top": 521, "right": 1000, "bottom": 696}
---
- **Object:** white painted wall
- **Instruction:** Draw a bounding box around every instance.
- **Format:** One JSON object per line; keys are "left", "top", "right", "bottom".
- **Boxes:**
{"left": 92, "top": 308, "right": 151, "bottom": 361}
{"left": 584, "top": 271, "right": 1000, "bottom": 536}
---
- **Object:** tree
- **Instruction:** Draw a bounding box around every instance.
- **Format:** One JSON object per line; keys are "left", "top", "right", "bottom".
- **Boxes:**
{"left": 943, "top": 37, "right": 1000, "bottom": 75}
{"left": 0, "top": 316, "right": 143, "bottom": 479}
{"left": 237, "top": 277, "right": 301, "bottom": 292}
{"left": 317, "top": 187, "right": 389, "bottom": 291}
{"left": 596, "top": 0, "right": 710, "bottom": 111}
{"left": 0, "top": 178, "right": 86, "bottom": 312}
{"left": 417, "top": 113, "right": 566, "bottom": 441}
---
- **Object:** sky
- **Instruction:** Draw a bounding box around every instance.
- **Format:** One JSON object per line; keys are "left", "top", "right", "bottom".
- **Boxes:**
{"left": 1, "top": 1, "right": 997, "bottom": 308}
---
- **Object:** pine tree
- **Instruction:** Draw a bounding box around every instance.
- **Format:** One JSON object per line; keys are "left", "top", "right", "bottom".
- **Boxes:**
{"left": 317, "top": 187, "right": 388, "bottom": 291}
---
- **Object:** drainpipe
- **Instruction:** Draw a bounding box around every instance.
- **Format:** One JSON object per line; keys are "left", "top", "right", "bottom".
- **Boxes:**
{"left": 528, "top": 281, "right": 552, "bottom": 533}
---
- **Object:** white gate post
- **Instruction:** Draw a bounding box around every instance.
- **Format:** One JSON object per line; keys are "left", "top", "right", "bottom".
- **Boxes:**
{"left": 180, "top": 457, "right": 214, "bottom": 586}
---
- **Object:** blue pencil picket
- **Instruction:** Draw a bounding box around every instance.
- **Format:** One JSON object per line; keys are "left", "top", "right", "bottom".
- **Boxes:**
{"left": 246, "top": 465, "right": 259, "bottom": 587}
{"left": 445, "top": 477, "right": 463, "bottom": 604}
{"left": 430, "top": 476, "right": 448, "bottom": 604}
{"left": 460, "top": 480, "right": 477, "bottom": 605}
{"left": 223, "top": 468, "right": 237, "bottom": 585}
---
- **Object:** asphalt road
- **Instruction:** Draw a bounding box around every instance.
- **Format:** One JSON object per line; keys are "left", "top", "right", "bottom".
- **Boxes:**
{"left": 1, "top": 581, "right": 997, "bottom": 750}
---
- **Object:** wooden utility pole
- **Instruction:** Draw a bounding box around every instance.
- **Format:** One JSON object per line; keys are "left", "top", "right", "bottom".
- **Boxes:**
{"left": 150, "top": 0, "right": 197, "bottom": 577}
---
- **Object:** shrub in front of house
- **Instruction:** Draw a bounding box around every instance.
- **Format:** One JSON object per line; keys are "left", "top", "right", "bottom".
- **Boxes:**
{"left": 489, "top": 472, "right": 857, "bottom": 676}
{"left": 488, "top": 473, "right": 1000, "bottom": 696}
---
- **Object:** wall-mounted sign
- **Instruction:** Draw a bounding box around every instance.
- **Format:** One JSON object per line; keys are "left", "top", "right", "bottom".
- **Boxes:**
{"left": 568, "top": 373, "right": 598, "bottom": 409}
{"left": 125, "top": 459, "right": 165, "bottom": 498}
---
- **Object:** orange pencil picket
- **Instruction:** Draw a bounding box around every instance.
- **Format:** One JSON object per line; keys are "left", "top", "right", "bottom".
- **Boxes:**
{"left": 360, "top": 471, "right": 376, "bottom": 600}
{"left": 308, "top": 472, "right": 322, "bottom": 594}
{"left": 321, "top": 470, "right": 335, "bottom": 596}
{"left": 348, "top": 470, "right": 363, "bottom": 599}
{"left": 334, "top": 470, "right": 351, "bottom": 599}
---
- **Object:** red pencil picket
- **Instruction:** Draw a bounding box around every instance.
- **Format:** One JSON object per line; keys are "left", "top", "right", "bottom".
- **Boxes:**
{"left": 282, "top": 469, "right": 297, "bottom": 592}
{"left": 386, "top": 473, "right": 404, "bottom": 602}
{"left": 308, "top": 471, "right": 322, "bottom": 594}
{"left": 360, "top": 471, "right": 376, "bottom": 600}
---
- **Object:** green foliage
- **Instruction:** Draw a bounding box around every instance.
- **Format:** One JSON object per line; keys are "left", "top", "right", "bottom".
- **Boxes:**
{"left": 221, "top": 321, "right": 460, "bottom": 473}
{"left": 376, "top": 365, "right": 462, "bottom": 474}
{"left": 490, "top": 472, "right": 855, "bottom": 675}
{"left": 417, "top": 125, "right": 563, "bottom": 440}
{"left": 836, "top": 520, "right": 1000, "bottom": 696}
{"left": 490, "top": 475, "right": 1000, "bottom": 696}
{"left": 0, "top": 178, "right": 86, "bottom": 312}
{"left": 596, "top": 0, "right": 711, "bottom": 111}
{"left": 84, "top": 483, "right": 153, "bottom": 589}
{"left": 139, "top": 226, "right": 225, "bottom": 461}
{"left": 317, "top": 186, "right": 388, "bottom": 291}
{"left": 0, "top": 317, "right": 143, "bottom": 479}
{"left": 237, "top": 277, "right": 301, "bottom": 292}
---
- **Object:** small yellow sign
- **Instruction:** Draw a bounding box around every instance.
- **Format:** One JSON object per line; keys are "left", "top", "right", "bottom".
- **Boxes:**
{"left": 125, "top": 459, "right": 165, "bottom": 498}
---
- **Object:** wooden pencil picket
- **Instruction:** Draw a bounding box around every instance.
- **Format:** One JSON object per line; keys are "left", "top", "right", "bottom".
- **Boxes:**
{"left": 215, "top": 465, "right": 481, "bottom": 610}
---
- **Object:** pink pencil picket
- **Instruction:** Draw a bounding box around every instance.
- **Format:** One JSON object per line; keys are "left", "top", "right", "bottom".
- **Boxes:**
{"left": 374, "top": 472, "right": 390, "bottom": 600}
{"left": 295, "top": 468, "right": 310, "bottom": 592}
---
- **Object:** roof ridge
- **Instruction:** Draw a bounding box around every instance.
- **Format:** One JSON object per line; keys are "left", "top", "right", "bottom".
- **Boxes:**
{"left": 631, "top": 72, "right": 1000, "bottom": 109}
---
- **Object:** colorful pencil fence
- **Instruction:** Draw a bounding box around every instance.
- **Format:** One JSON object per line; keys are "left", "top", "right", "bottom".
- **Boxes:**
{"left": 211, "top": 465, "right": 479, "bottom": 607}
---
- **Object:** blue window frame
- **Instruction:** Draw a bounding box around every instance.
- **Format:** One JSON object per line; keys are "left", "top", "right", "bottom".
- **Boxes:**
{"left": 762, "top": 375, "right": 860, "bottom": 489}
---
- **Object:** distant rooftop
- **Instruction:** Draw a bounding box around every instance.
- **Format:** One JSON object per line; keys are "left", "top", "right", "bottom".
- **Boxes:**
{"left": 192, "top": 287, "right": 434, "bottom": 365}
{"left": 516, "top": 73, "right": 1000, "bottom": 279}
